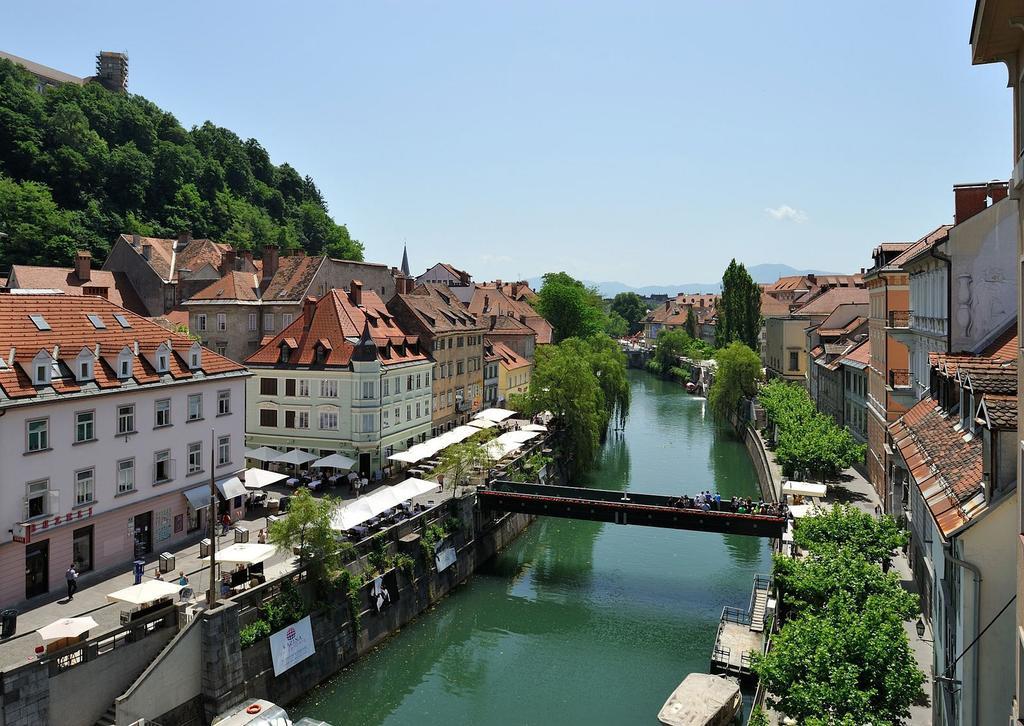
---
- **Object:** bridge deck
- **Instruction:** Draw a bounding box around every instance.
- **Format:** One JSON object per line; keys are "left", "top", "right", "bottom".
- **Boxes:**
{"left": 479, "top": 482, "right": 785, "bottom": 538}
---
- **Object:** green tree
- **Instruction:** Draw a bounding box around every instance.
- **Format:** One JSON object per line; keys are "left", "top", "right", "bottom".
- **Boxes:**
{"left": 754, "top": 592, "right": 925, "bottom": 725}
{"left": 610, "top": 292, "right": 647, "bottom": 334}
{"left": 708, "top": 342, "right": 762, "bottom": 421}
{"left": 684, "top": 309, "right": 697, "bottom": 339}
{"left": 0, "top": 58, "right": 362, "bottom": 265}
{"left": 435, "top": 442, "right": 489, "bottom": 492}
{"left": 267, "top": 488, "right": 340, "bottom": 580}
{"left": 653, "top": 328, "right": 692, "bottom": 373}
{"left": 716, "top": 259, "right": 761, "bottom": 349}
{"left": 793, "top": 504, "right": 907, "bottom": 564}
{"left": 605, "top": 311, "right": 628, "bottom": 338}
{"left": 535, "top": 272, "right": 607, "bottom": 343}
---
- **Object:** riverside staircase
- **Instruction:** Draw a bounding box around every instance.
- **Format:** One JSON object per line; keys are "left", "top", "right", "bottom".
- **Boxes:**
{"left": 710, "top": 574, "right": 772, "bottom": 677}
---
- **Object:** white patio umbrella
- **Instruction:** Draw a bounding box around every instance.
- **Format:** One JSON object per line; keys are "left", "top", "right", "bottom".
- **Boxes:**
{"left": 523, "top": 423, "right": 547, "bottom": 432}
{"left": 502, "top": 430, "right": 540, "bottom": 444}
{"left": 239, "top": 468, "right": 289, "bottom": 490}
{"left": 474, "top": 407, "right": 517, "bottom": 422}
{"left": 781, "top": 481, "right": 828, "bottom": 499}
{"left": 272, "top": 449, "right": 318, "bottom": 466}
{"left": 331, "top": 498, "right": 378, "bottom": 530}
{"left": 467, "top": 418, "right": 497, "bottom": 429}
{"left": 311, "top": 453, "right": 356, "bottom": 470}
{"left": 389, "top": 447, "right": 428, "bottom": 464}
{"left": 37, "top": 616, "right": 98, "bottom": 644}
{"left": 201, "top": 542, "right": 275, "bottom": 565}
{"left": 107, "top": 580, "right": 182, "bottom": 605}
{"left": 243, "top": 446, "right": 280, "bottom": 462}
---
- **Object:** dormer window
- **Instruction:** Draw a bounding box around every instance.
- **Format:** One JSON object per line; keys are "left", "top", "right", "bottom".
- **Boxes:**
{"left": 116, "top": 347, "right": 134, "bottom": 380}
{"left": 188, "top": 342, "right": 202, "bottom": 370}
{"left": 280, "top": 345, "right": 291, "bottom": 364}
{"left": 31, "top": 351, "right": 53, "bottom": 386}
{"left": 75, "top": 349, "right": 94, "bottom": 382}
{"left": 314, "top": 344, "right": 326, "bottom": 365}
{"left": 157, "top": 352, "right": 169, "bottom": 372}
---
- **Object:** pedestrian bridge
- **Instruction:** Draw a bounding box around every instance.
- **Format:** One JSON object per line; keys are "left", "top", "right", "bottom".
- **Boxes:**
{"left": 479, "top": 481, "right": 785, "bottom": 538}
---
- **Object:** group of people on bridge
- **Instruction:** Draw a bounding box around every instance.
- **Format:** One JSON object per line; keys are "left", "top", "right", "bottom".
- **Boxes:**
{"left": 668, "top": 492, "right": 788, "bottom": 518}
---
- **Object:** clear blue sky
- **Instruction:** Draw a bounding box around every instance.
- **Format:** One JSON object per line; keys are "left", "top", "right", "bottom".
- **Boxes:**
{"left": 3, "top": 1, "right": 1012, "bottom": 286}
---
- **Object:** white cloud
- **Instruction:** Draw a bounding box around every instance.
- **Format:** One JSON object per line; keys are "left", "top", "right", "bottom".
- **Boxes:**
{"left": 765, "top": 205, "right": 808, "bottom": 223}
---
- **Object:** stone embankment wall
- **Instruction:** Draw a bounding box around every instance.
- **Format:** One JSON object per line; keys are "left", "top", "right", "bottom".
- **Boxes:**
{"left": 744, "top": 424, "right": 779, "bottom": 503}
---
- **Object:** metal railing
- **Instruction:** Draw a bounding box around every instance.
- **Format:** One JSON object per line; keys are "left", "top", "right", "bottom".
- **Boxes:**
{"left": 887, "top": 310, "right": 912, "bottom": 328}
{"left": 889, "top": 369, "right": 912, "bottom": 389}
{"left": 721, "top": 605, "right": 752, "bottom": 626}
{"left": 43, "top": 604, "right": 176, "bottom": 676}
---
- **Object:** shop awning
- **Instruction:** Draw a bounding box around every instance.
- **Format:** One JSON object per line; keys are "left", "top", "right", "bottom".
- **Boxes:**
{"left": 501, "top": 430, "right": 539, "bottom": 444}
{"left": 183, "top": 485, "right": 214, "bottom": 510}
{"left": 216, "top": 475, "right": 248, "bottom": 500}
{"left": 467, "top": 418, "right": 496, "bottom": 429}
{"left": 781, "top": 481, "right": 828, "bottom": 499}
{"left": 474, "top": 407, "right": 517, "bottom": 422}
{"left": 202, "top": 542, "right": 275, "bottom": 565}
{"left": 330, "top": 478, "right": 441, "bottom": 531}
{"left": 389, "top": 447, "right": 428, "bottom": 464}
{"left": 523, "top": 423, "right": 547, "bottom": 432}
{"left": 107, "top": 580, "right": 182, "bottom": 605}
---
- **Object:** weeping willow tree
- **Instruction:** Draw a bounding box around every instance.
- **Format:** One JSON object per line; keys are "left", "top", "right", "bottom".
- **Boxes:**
{"left": 520, "top": 334, "right": 629, "bottom": 479}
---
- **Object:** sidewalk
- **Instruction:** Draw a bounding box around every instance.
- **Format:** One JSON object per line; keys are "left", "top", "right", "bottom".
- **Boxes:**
{"left": 0, "top": 476, "right": 456, "bottom": 671}
{"left": 752, "top": 429, "right": 932, "bottom": 726}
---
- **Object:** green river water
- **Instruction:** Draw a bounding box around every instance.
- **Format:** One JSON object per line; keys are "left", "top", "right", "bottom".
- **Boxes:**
{"left": 292, "top": 370, "right": 769, "bottom": 725}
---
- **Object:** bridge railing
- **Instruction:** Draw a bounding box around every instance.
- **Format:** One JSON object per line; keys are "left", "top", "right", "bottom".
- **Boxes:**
{"left": 721, "top": 605, "right": 752, "bottom": 626}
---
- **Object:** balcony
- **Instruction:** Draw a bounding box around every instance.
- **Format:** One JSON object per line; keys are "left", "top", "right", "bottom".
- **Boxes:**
{"left": 887, "top": 369, "right": 918, "bottom": 408}
{"left": 455, "top": 400, "right": 472, "bottom": 413}
{"left": 885, "top": 310, "right": 914, "bottom": 344}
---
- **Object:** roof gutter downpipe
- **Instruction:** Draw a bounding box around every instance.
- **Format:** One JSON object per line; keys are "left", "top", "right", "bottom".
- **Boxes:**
{"left": 944, "top": 542, "right": 981, "bottom": 726}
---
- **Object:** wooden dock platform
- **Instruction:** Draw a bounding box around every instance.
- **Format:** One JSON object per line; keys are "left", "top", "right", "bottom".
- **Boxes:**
{"left": 710, "top": 574, "right": 772, "bottom": 677}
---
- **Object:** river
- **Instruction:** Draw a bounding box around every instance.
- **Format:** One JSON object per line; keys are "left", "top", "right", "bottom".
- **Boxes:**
{"left": 292, "top": 370, "right": 770, "bottom": 725}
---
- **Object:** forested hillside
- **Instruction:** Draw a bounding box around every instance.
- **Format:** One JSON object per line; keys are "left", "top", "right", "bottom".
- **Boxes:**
{"left": 0, "top": 58, "right": 362, "bottom": 269}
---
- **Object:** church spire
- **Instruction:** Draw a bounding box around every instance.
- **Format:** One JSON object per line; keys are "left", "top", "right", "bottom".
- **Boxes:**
{"left": 400, "top": 242, "right": 410, "bottom": 277}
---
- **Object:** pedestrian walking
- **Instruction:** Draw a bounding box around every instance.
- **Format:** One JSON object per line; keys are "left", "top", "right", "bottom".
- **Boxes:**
{"left": 65, "top": 563, "right": 78, "bottom": 600}
{"left": 177, "top": 571, "right": 190, "bottom": 601}
{"left": 220, "top": 512, "right": 232, "bottom": 535}
{"left": 152, "top": 567, "right": 163, "bottom": 581}
{"left": 257, "top": 528, "right": 267, "bottom": 544}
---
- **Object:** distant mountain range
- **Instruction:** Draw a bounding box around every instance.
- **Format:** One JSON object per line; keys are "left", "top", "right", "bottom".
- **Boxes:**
{"left": 525, "top": 264, "right": 839, "bottom": 298}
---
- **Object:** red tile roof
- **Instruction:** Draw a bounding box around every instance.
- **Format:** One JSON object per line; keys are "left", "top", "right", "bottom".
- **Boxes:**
{"left": 0, "top": 295, "right": 245, "bottom": 403}
{"left": 886, "top": 225, "right": 952, "bottom": 268}
{"left": 246, "top": 288, "right": 428, "bottom": 368}
{"left": 839, "top": 338, "right": 871, "bottom": 368}
{"left": 977, "top": 393, "right": 1016, "bottom": 429}
{"left": 115, "top": 234, "right": 229, "bottom": 282}
{"left": 792, "top": 287, "right": 869, "bottom": 316}
{"left": 8, "top": 265, "right": 147, "bottom": 315}
{"left": 390, "top": 283, "right": 485, "bottom": 335}
{"left": 488, "top": 340, "right": 531, "bottom": 370}
{"left": 189, "top": 271, "right": 261, "bottom": 302}
{"left": 261, "top": 254, "right": 324, "bottom": 301}
{"left": 889, "top": 397, "right": 984, "bottom": 537}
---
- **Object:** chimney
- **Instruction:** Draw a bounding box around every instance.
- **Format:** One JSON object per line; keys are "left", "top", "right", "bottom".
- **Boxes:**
{"left": 664, "top": 300, "right": 670, "bottom": 311}
{"left": 303, "top": 296, "right": 317, "bottom": 330}
{"left": 495, "top": 279, "right": 502, "bottom": 289}
{"left": 141, "top": 244, "right": 152, "bottom": 261}
{"left": 262, "top": 244, "right": 279, "bottom": 280}
{"left": 490, "top": 314, "right": 497, "bottom": 330}
{"left": 349, "top": 280, "right": 363, "bottom": 307}
{"left": 954, "top": 184, "right": 990, "bottom": 224}
{"left": 220, "top": 248, "right": 237, "bottom": 275}
{"left": 177, "top": 231, "right": 191, "bottom": 249}
{"left": 512, "top": 282, "right": 520, "bottom": 298}
{"left": 74, "top": 250, "right": 92, "bottom": 282}
{"left": 484, "top": 294, "right": 490, "bottom": 312}
{"left": 131, "top": 233, "right": 141, "bottom": 247}
{"left": 241, "top": 250, "right": 253, "bottom": 267}
{"left": 988, "top": 180, "right": 1009, "bottom": 204}
{"left": 806, "top": 273, "right": 816, "bottom": 285}
{"left": 459, "top": 271, "right": 471, "bottom": 285}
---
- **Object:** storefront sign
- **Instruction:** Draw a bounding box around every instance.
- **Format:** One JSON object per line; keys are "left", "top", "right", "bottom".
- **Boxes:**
{"left": 269, "top": 615, "right": 316, "bottom": 676}
{"left": 15, "top": 507, "right": 94, "bottom": 543}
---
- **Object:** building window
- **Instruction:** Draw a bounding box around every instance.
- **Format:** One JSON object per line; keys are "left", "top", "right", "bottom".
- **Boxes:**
{"left": 248, "top": 312, "right": 258, "bottom": 332}
{"left": 416, "top": 401, "right": 421, "bottom": 418}
{"left": 156, "top": 351, "right": 169, "bottom": 372}
{"left": 75, "top": 469, "right": 95, "bottom": 506}
{"left": 282, "top": 313, "right": 293, "bottom": 328}
{"left": 439, "top": 365, "right": 446, "bottom": 380}
{"left": 25, "top": 479, "right": 49, "bottom": 519}
{"left": 298, "top": 379, "right": 310, "bottom": 397}
{"left": 216, "top": 389, "right": 231, "bottom": 415}
{"left": 383, "top": 409, "right": 390, "bottom": 428}
{"left": 119, "top": 357, "right": 132, "bottom": 379}
{"left": 319, "top": 409, "right": 339, "bottom": 430}
{"left": 407, "top": 404, "right": 412, "bottom": 421}
{"left": 117, "top": 458, "right": 135, "bottom": 494}
{"left": 260, "top": 408, "right": 278, "bottom": 427}
{"left": 216, "top": 313, "right": 227, "bottom": 331}
{"left": 187, "top": 442, "right": 202, "bottom": 475}
{"left": 117, "top": 405, "right": 135, "bottom": 435}
{"left": 416, "top": 374, "right": 422, "bottom": 389}
{"left": 320, "top": 379, "right": 338, "bottom": 398}
{"left": 788, "top": 351, "right": 799, "bottom": 371}
{"left": 383, "top": 378, "right": 390, "bottom": 396}
{"left": 297, "top": 410, "right": 309, "bottom": 429}
{"left": 361, "top": 414, "right": 375, "bottom": 433}
{"left": 457, "top": 360, "right": 465, "bottom": 375}
{"left": 196, "top": 314, "right": 207, "bottom": 332}
{"left": 215, "top": 343, "right": 227, "bottom": 356}
{"left": 217, "top": 435, "right": 231, "bottom": 466}
{"left": 187, "top": 393, "right": 203, "bottom": 421}
{"left": 155, "top": 398, "right": 171, "bottom": 428}
{"left": 264, "top": 314, "right": 275, "bottom": 332}
{"left": 260, "top": 377, "right": 278, "bottom": 396}
{"left": 75, "top": 411, "right": 94, "bottom": 443}
{"left": 395, "top": 406, "right": 401, "bottom": 422}
{"left": 362, "top": 381, "right": 375, "bottom": 399}
{"left": 457, "top": 336, "right": 464, "bottom": 347}
{"left": 447, "top": 362, "right": 453, "bottom": 378}
{"left": 154, "top": 450, "right": 172, "bottom": 483}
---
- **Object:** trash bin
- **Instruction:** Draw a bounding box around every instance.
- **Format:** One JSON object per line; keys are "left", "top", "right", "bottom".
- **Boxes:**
{"left": 1, "top": 609, "right": 17, "bottom": 639}
{"left": 199, "top": 538, "right": 211, "bottom": 559}
{"left": 133, "top": 559, "right": 145, "bottom": 585}
{"left": 233, "top": 526, "right": 249, "bottom": 544}
{"left": 159, "top": 552, "right": 175, "bottom": 573}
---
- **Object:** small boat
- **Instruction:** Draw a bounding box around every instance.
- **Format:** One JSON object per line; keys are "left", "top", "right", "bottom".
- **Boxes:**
{"left": 686, "top": 382, "right": 697, "bottom": 393}
{"left": 657, "top": 673, "right": 742, "bottom": 726}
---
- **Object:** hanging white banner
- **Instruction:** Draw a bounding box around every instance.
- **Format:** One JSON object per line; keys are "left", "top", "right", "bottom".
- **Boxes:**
{"left": 269, "top": 615, "right": 316, "bottom": 676}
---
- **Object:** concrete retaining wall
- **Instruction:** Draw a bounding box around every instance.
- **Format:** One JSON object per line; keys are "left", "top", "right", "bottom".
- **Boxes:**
{"left": 115, "top": 616, "right": 203, "bottom": 725}
{"left": 743, "top": 424, "right": 778, "bottom": 503}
